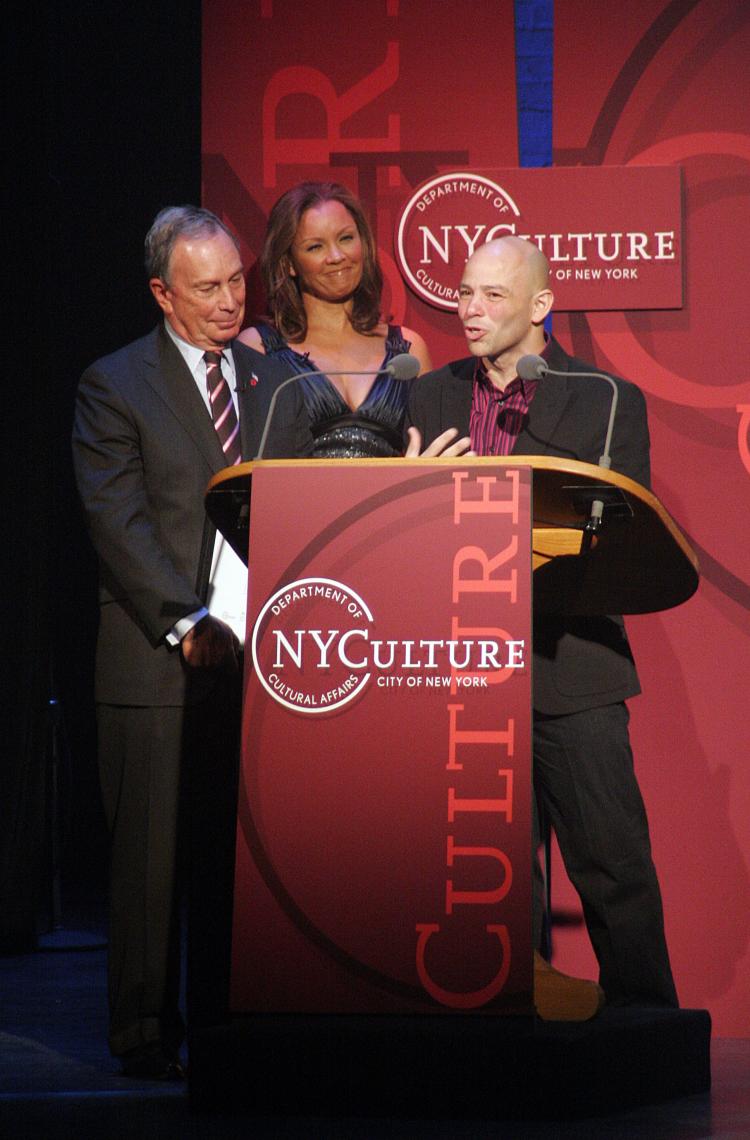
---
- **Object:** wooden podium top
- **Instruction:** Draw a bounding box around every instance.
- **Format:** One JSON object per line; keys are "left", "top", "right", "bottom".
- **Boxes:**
{"left": 205, "top": 456, "right": 699, "bottom": 616}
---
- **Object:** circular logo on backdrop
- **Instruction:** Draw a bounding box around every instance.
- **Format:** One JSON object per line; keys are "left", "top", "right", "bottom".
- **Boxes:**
{"left": 395, "top": 172, "right": 521, "bottom": 310}
{"left": 250, "top": 577, "right": 374, "bottom": 715}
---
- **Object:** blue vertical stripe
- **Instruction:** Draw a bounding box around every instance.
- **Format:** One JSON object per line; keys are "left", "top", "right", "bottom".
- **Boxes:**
{"left": 514, "top": 0, "right": 554, "bottom": 168}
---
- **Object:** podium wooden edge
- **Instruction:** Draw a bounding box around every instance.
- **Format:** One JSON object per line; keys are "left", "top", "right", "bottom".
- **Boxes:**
{"left": 205, "top": 456, "right": 700, "bottom": 614}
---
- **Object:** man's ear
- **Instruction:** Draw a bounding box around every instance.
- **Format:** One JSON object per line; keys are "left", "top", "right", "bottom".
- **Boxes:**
{"left": 149, "top": 277, "right": 172, "bottom": 315}
{"left": 532, "top": 288, "right": 554, "bottom": 326}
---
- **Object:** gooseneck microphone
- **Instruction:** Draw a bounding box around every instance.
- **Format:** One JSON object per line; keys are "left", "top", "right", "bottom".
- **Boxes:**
{"left": 516, "top": 353, "right": 621, "bottom": 545}
{"left": 253, "top": 352, "right": 421, "bottom": 460}
{"left": 516, "top": 354, "right": 619, "bottom": 470}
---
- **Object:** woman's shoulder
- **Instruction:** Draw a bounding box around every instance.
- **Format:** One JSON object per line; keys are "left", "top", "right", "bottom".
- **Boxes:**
{"left": 237, "top": 321, "right": 290, "bottom": 355}
{"left": 395, "top": 325, "right": 433, "bottom": 375}
{"left": 237, "top": 325, "right": 266, "bottom": 352}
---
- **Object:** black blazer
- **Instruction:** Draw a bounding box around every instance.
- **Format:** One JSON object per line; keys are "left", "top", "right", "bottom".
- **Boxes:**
{"left": 73, "top": 325, "right": 311, "bottom": 706}
{"left": 406, "top": 337, "right": 650, "bottom": 715}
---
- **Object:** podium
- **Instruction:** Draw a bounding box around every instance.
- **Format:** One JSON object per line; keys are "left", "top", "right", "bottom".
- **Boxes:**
{"left": 205, "top": 454, "right": 699, "bottom": 615}
{"left": 190, "top": 457, "right": 707, "bottom": 1118}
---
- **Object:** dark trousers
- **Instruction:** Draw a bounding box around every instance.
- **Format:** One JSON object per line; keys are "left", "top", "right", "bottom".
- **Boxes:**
{"left": 97, "top": 676, "right": 241, "bottom": 1058}
{"left": 533, "top": 702, "right": 678, "bottom": 1007}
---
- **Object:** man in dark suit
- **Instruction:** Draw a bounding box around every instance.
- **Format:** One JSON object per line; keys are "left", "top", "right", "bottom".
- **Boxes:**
{"left": 73, "top": 206, "right": 311, "bottom": 1077}
{"left": 407, "top": 236, "right": 677, "bottom": 1011}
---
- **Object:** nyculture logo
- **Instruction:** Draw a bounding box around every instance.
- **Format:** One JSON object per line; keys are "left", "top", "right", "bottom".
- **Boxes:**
{"left": 395, "top": 166, "right": 683, "bottom": 312}
{"left": 251, "top": 578, "right": 373, "bottom": 714}
{"left": 396, "top": 174, "right": 521, "bottom": 310}
{"left": 250, "top": 574, "right": 526, "bottom": 716}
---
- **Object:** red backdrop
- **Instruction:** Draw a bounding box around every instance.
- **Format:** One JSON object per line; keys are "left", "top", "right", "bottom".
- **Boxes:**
{"left": 203, "top": 0, "right": 750, "bottom": 1035}
{"left": 202, "top": 0, "right": 518, "bottom": 370}
{"left": 550, "top": 0, "right": 750, "bottom": 1038}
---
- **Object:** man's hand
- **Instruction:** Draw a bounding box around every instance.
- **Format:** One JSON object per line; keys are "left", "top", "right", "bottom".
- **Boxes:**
{"left": 405, "top": 426, "right": 475, "bottom": 458}
{"left": 181, "top": 615, "right": 239, "bottom": 671}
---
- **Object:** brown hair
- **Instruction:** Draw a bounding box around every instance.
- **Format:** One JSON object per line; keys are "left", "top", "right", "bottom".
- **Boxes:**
{"left": 260, "top": 182, "right": 383, "bottom": 342}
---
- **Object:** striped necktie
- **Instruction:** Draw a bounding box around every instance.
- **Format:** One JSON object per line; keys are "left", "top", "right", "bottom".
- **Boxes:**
{"left": 204, "top": 351, "right": 241, "bottom": 466}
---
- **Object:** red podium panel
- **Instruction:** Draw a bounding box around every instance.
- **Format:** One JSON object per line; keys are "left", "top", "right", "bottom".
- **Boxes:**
{"left": 230, "top": 461, "right": 533, "bottom": 1016}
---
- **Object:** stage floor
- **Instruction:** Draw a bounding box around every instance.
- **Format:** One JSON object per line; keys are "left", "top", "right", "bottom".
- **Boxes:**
{"left": 0, "top": 907, "right": 747, "bottom": 1138}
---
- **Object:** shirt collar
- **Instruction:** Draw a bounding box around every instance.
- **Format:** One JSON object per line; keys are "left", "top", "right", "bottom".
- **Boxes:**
{"left": 475, "top": 333, "right": 551, "bottom": 397}
{"left": 474, "top": 360, "right": 533, "bottom": 401}
{"left": 163, "top": 320, "right": 237, "bottom": 385}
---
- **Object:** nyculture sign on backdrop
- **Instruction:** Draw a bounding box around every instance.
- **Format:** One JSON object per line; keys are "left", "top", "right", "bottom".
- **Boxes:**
{"left": 396, "top": 166, "right": 683, "bottom": 312}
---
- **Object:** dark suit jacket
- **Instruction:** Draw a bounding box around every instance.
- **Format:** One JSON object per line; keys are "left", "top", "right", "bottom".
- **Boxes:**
{"left": 73, "top": 324, "right": 311, "bottom": 706}
{"left": 406, "top": 337, "right": 650, "bottom": 715}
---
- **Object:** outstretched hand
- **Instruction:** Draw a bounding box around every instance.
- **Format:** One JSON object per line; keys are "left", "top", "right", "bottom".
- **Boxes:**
{"left": 405, "top": 426, "right": 475, "bottom": 458}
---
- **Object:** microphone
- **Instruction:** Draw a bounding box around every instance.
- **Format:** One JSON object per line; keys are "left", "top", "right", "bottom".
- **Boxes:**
{"left": 253, "top": 352, "right": 420, "bottom": 460}
{"left": 386, "top": 352, "right": 421, "bottom": 381}
{"left": 516, "top": 353, "right": 620, "bottom": 545}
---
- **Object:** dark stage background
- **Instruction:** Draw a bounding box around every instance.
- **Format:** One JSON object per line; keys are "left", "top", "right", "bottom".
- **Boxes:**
{"left": 3, "top": 0, "right": 202, "bottom": 949}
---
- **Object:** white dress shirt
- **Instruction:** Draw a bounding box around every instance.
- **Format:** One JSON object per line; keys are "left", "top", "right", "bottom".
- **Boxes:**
{"left": 164, "top": 321, "right": 249, "bottom": 646}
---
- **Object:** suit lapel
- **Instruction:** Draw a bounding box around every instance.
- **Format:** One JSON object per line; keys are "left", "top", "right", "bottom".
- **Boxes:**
{"left": 233, "top": 343, "right": 265, "bottom": 459}
{"left": 143, "top": 326, "right": 226, "bottom": 472}
{"left": 441, "top": 359, "right": 474, "bottom": 437}
{"left": 436, "top": 352, "right": 573, "bottom": 457}
{"left": 513, "top": 338, "right": 574, "bottom": 458}
{"left": 513, "top": 377, "right": 571, "bottom": 457}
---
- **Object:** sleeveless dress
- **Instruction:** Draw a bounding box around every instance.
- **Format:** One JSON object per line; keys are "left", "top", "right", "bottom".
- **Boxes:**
{"left": 255, "top": 322, "right": 412, "bottom": 458}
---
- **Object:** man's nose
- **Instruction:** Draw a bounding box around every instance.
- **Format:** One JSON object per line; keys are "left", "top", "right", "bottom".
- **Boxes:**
{"left": 218, "top": 284, "right": 238, "bottom": 309}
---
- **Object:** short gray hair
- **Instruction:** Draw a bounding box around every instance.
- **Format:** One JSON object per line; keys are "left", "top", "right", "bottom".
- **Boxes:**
{"left": 144, "top": 205, "right": 240, "bottom": 283}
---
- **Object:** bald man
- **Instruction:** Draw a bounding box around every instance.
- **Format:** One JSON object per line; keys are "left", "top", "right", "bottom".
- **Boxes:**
{"left": 407, "top": 237, "right": 677, "bottom": 1013}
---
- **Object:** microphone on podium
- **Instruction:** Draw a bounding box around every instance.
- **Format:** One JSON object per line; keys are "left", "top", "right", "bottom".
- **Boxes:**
{"left": 516, "top": 353, "right": 621, "bottom": 544}
{"left": 254, "top": 352, "right": 421, "bottom": 460}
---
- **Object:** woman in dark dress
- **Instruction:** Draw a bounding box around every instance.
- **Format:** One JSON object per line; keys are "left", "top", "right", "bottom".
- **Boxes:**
{"left": 238, "top": 181, "right": 432, "bottom": 457}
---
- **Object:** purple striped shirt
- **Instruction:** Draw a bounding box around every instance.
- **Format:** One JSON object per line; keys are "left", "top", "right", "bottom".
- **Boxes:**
{"left": 469, "top": 361, "right": 541, "bottom": 456}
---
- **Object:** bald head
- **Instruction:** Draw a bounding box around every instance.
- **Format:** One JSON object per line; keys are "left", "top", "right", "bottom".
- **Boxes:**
{"left": 467, "top": 235, "right": 550, "bottom": 294}
{"left": 457, "top": 236, "right": 554, "bottom": 386}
